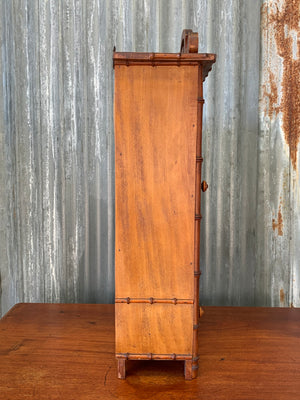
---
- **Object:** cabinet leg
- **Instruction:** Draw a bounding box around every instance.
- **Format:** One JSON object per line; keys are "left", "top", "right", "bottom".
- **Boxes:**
{"left": 117, "top": 359, "right": 126, "bottom": 379}
{"left": 184, "top": 360, "right": 192, "bottom": 380}
{"left": 192, "top": 359, "right": 199, "bottom": 379}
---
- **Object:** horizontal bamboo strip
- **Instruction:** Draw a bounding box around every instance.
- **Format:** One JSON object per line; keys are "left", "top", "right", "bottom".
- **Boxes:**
{"left": 113, "top": 52, "right": 216, "bottom": 62}
{"left": 115, "top": 61, "right": 211, "bottom": 67}
{"left": 116, "top": 353, "right": 193, "bottom": 361}
{"left": 115, "top": 298, "right": 194, "bottom": 305}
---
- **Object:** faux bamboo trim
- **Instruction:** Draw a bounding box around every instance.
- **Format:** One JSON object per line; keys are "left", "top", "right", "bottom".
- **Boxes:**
{"left": 113, "top": 52, "right": 216, "bottom": 80}
{"left": 113, "top": 52, "right": 215, "bottom": 63}
{"left": 115, "top": 297, "right": 194, "bottom": 305}
{"left": 191, "top": 65, "right": 204, "bottom": 377}
{"left": 116, "top": 353, "right": 193, "bottom": 361}
{"left": 196, "top": 156, "right": 203, "bottom": 162}
{"left": 115, "top": 62, "right": 213, "bottom": 74}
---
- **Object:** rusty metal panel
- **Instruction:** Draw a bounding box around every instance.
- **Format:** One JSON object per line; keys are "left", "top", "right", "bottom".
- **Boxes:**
{"left": 259, "top": 0, "right": 300, "bottom": 307}
{"left": 198, "top": 0, "right": 264, "bottom": 306}
{"left": 1, "top": 0, "right": 299, "bottom": 316}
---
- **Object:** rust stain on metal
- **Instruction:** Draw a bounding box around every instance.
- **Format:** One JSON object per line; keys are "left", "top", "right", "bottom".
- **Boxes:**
{"left": 262, "top": 71, "right": 280, "bottom": 119}
{"left": 280, "top": 288, "right": 285, "bottom": 304}
{"left": 272, "top": 204, "right": 283, "bottom": 236}
{"left": 269, "top": 0, "right": 300, "bottom": 170}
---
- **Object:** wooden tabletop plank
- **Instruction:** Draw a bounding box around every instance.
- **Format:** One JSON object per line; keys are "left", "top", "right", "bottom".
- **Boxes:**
{"left": 0, "top": 303, "right": 299, "bottom": 400}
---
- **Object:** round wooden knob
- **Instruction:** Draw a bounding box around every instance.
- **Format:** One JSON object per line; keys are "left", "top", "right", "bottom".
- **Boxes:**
{"left": 199, "top": 307, "right": 204, "bottom": 318}
{"left": 201, "top": 181, "right": 208, "bottom": 192}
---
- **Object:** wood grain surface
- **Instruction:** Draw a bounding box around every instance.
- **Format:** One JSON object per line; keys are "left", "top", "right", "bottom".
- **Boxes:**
{"left": 115, "top": 303, "right": 193, "bottom": 355}
{"left": 114, "top": 64, "right": 199, "bottom": 372}
{"left": 114, "top": 64, "right": 198, "bottom": 300}
{"left": 1, "top": 303, "right": 300, "bottom": 400}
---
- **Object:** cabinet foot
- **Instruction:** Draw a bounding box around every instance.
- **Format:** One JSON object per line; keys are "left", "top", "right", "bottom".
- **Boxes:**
{"left": 192, "top": 360, "right": 199, "bottom": 379}
{"left": 184, "top": 360, "right": 192, "bottom": 380}
{"left": 184, "top": 359, "right": 198, "bottom": 380}
{"left": 117, "top": 359, "right": 126, "bottom": 379}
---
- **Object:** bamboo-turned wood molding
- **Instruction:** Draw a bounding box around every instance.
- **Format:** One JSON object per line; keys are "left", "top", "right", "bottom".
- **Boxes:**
{"left": 116, "top": 353, "right": 193, "bottom": 361}
{"left": 115, "top": 298, "right": 194, "bottom": 305}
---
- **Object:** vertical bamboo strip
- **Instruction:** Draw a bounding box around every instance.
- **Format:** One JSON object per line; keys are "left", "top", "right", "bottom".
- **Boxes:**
{"left": 192, "top": 65, "right": 204, "bottom": 377}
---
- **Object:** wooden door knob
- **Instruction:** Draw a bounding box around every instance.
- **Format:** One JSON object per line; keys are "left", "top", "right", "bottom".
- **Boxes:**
{"left": 201, "top": 181, "right": 208, "bottom": 192}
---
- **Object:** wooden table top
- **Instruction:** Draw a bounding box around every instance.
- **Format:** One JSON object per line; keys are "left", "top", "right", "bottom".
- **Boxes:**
{"left": 0, "top": 304, "right": 299, "bottom": 400}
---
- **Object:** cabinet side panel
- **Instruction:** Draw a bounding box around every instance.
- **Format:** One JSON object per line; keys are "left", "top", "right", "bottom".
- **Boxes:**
{"left": 115, "top": 303, "right": 193, "bottom": 355}
{"left": 114, "top": 65, "right": 198, "bottom": 299}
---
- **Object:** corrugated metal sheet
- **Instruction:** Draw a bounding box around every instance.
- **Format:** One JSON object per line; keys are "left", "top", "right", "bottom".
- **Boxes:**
{"left": 0, "top": 0, "right": 299, "bottom": 316}
{"left": 198, "top": 0, "right": 263, "bottom": 306}
{"left": 259, "top": 0, "right": 300, "bottom": 307}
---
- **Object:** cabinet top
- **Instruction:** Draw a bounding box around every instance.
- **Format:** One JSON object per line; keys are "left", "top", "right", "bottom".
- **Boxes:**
{"left": 113, "top": 52, "right": 216, "bottom": 80}
{"left": 113, "top": 29, "right": 216, "bottom": 81}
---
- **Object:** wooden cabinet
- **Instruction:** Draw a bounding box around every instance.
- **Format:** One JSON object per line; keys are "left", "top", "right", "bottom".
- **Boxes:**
{"left": 113, "top": 30, "right": 216, "bottom": 380}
